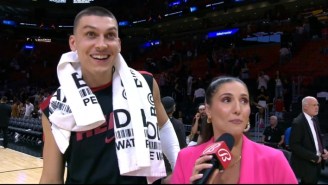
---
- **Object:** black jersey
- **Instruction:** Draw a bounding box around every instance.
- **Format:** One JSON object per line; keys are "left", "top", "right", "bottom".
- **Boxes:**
{"left": 41, "top": 72, "right": 154, "bottom": 184}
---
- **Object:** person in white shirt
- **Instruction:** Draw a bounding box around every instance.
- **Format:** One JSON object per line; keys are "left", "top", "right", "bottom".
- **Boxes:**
{"left": 24, "top": 99, "right": 34, "bottom": 118}
{"left": 257, "top": 71, "right": 270, "bottom": 90}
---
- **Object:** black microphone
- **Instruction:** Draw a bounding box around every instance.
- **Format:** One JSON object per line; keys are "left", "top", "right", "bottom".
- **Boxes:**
{"left": 193, "top": 133, "right": 235, "bottom": 184}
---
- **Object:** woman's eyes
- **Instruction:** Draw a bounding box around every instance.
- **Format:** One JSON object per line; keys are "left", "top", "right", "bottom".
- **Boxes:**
{"left": 241, "top": 98, "right": 249, "bottom": 104}
{"left": 222, "top": 97, "right": 231, "bottom": 103}
{"left": 221, "top": 97, "right": 249, "bottom": 104}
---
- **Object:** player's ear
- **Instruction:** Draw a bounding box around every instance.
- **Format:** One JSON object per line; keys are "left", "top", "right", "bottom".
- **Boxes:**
{"left": 69, "top": 35, "right": 77, "bottom": 51}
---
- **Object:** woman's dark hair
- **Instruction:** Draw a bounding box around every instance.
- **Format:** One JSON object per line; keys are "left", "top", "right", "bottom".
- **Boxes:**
{"left": 200, "top": 76, "right": 248, "bottom": 143}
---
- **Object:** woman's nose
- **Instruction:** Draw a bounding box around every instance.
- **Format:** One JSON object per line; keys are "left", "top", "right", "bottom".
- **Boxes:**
{"left": 233, "top": 101, "right": 241, "bottom": 115}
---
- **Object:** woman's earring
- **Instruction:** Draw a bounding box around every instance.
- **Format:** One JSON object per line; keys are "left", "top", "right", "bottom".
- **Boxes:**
{"left": 244, "top": 122, "right": 250, "bottom": 132}
{"left": 207, "top": 117, "right": 212, "bottom": 124}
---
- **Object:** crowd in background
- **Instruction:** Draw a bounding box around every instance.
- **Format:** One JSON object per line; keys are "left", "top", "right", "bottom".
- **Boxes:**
{"left": 0, "top": 2, "right": 327, "bottom": 130}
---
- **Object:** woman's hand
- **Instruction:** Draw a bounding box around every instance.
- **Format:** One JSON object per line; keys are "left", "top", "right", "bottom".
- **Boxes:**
{"left": 189, "top": 155, "right": 213, "bottom": 183}
{"left": 195, "top": 113, "right": 200, "bottom": 120}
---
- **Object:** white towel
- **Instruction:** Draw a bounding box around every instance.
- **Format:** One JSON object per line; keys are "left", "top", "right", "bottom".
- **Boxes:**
{"left": 49, "top": 51, "right": 166, "bottom": 183}
{"left": 113, "top": 54, "right": 166, "bottom": 183}
{"left": 49, "top": 51, "right": 105, "bottom": 153}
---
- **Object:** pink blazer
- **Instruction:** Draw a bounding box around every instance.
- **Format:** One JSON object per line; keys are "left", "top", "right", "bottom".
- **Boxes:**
{"left": 170, "top": 135, "right": 298, "bottom": 184}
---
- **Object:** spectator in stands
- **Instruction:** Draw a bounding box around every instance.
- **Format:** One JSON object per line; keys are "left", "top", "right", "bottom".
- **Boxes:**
{"left": 193, "top": 80, "right": 206, "bottom": 110}
{"left": 188, "top": 104, "right": 207, "bottom": 146}
{"left": 186, "top": 70, "right": 195, "bottom": 102}
{"left": 257, "top": 71, "right": 270, "bottom": 90}
{"left": 23, "top": 99, "right": 34, "bottom": 118}
{"left": 11, "top": 100, "right": 20, "bottom": 118}
{"left": 274, "top": 70, "right": 284, "bottom": 99}
{"left": 255, "top": 86, "right": 270, "bottom": 127}
{"left": 39, "top": 6, "right": 179, "bottom": 184}
{"left": 290, "top": 96, "right": 328, "bottom": 184}
{"left": 161, "top": 96, "right": 187, "bottom": 174}
{"left": 162, "top": 96, "right": 187, "bottom": 149}
{"left": 170, "top": 76, "right": 298, "bottom": 184}
{"left": 284, "top": 126, "right": 291, "bottom": 151}
{"left": 279, "top": 44, "right": 291, "bottom": 65}
{"left": 239, "top": 62, "right": 250, "bottom": 84}
{"left": 0, "top": 96, "right": 11, "bottom": 148}
{"left": 18, "top": 101, "right": 25, "bottom": 117}
{"left": 273, "top": 95, "right": 285, "bottom": 120}
{"left": 31, "top": 104, "right": 41, "bottom": 119}
{"left": 262, "top": 115, "right": 285, "bottom": 149}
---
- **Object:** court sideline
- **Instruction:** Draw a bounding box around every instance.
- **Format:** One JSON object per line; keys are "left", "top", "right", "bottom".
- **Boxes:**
{"left": 0, "top": 147, "right": 43, "bottom": 183}
{"left": 1, "top": 143, "right": 328, "bottom": 184}
{"left": 0, "top": 147, "right": 67, "bottom": 184}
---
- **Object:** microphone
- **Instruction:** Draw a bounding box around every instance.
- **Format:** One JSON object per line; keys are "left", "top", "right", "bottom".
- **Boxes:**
{"left": 193, "top": 133, "right": 235, "bottom": 184}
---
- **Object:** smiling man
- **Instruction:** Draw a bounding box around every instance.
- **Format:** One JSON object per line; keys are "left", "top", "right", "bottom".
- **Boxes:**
{"left": 39, "top": 6, "right": 179, "bottom": 184}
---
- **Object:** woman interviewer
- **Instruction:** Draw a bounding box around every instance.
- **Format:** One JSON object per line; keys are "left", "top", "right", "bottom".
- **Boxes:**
{"left": 170, "top": 76, "right": 298, "bottom": 184}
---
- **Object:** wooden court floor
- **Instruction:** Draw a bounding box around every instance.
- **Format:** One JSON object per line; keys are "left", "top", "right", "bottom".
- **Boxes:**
{"left": 0, "top": 147, "right": 43, "bottom": 184}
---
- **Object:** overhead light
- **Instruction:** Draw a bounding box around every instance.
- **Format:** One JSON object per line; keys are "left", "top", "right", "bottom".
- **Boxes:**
{"left": 190, "top": 6, "right": 198, "bottom": 13}
{"left": 207, "top": 28, "right": 239, "bottom": 38}
{"left": 119, "top": 21, "right": 130, "bottom": 27}
{"left": 132, "top": 19, "right": 146, "bottom": 24}
{"left": 58, "top": 25, "right": 73, "bottom": 28}
{"left": 19, "top": 22, "right": 37, "bottom": 27}
{"left": 73, "top": 0, "right": 94, "bottom": 3}
{"left": 2, "top": 20, "right": 16, "bottom": 26}
{"left": 164, "top": 11, "right": 183, "bottom": 17}
{"left": 49, "top": 0, "right": 66, "bottom": 3}
{"left": 206, "top": 1, "right": 224, "bottom": 8}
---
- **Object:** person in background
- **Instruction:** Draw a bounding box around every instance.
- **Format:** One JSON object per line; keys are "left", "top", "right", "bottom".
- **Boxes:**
{"left": 284, "top": 126, "right": 291, "bottom": 151}
{"left": 272, "top": 95, "right": 285, "bottom": 120}
{"left": 161, "top": 96, "right": 187, "bottom": 150}
{"left": 261, "top": 115, "right": 285, "bottom": 149}
{"left": 192, "top": 80, "right": 206, "bottom": 110}
{"left": 171, "top": 76, "right": 297, "bottom": 184}
{"left": 0, "top": 96, "right": 11, "bottom": 149}
{"left": 186, "top": 70, "right": 195, "bottom": 102}
{"left": 161, "top": 96, "right": 187, "bottom": 177}
{"left": 39, "top": 6, "right": 179, "bottom": 184}
{"left": 255, "top": 86, "right": 270, "bottom": 128}
{"left": 274, "top": 70, "right": 284, "bottom": 99}
{"left": 31, "top": 104, "right": 41, "bottom": 119}
{"left": 11, "top": 100, "right": 20, "bottom": 118}
{"left": 290, "top": 96, "right": 328, "bottom": 184}
{"left": 24, "top": 98, "right": 34, "bottom": 118}
{"left": 18, "top": 101, "right": 25, "bottom": 118}
{"left": 188, "top": 104, "right": 207, "bottom": 146}
{"left": 257, "top": 71, "right": 270, "bottom": 90}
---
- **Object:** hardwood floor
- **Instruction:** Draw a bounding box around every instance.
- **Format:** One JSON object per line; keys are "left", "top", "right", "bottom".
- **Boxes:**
{"left": 2, "top": 138, "right": 328, "bottom": 184}
{"left": 0, "top": 147, "right": 43, "bottom": 184}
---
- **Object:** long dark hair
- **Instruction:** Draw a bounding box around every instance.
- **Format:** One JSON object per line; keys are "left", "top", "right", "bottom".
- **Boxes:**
{"left": 200, "top": 76, "right": 248, "bottom": 143}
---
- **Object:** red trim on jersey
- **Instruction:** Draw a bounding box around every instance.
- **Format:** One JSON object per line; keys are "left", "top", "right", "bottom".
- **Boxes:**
{"left": 39, "top": 95, "right": 51, "bottom": 111}
{"left": 91, "top": 81, "right": 112, "bottom": 92}
{"left": 139, "top": 71, "right": 153, "bottom": 76}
